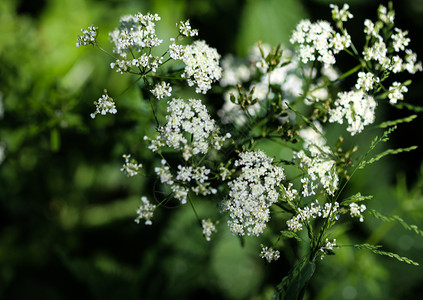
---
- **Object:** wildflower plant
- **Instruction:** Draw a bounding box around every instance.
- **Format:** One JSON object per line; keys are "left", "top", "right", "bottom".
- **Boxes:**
{"left": 78, "top": 3, "right": 423, "bottom": 299}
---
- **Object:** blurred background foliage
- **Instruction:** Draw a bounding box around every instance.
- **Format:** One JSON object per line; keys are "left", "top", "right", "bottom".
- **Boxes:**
{"left": 0, "top": 0, "right": 422, "bottom": 299}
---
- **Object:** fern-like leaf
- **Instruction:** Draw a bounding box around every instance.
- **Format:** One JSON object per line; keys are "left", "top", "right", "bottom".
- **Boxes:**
{"left": 358, "top": 146, "right": 417, "bottom": 169}
{"left": 378, "top": 114, "right": 417, "bottom": 128}
{"left": 354, "top": 243, "right": 419, "bottom": 266}
{"left": 368, "top": 209, "right": 423, "bottom": 238}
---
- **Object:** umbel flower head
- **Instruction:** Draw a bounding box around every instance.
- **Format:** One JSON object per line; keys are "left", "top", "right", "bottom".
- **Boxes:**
{"left": 109, "top": 12, "right": 162, "bottom": 57}
{"left": 179, "top": 40, "right": 222, "bottom": 94}
{"left": 76, "top": 25, "right": 98, "bottom": 47}
{"left": 90, "top": 90, "right": 117, "bottom": 119}
{"left": 222, "top": 150, "right": 286, "bottom": 237}
{"left": 146, "top": 97, "right": 230, "bottom": 161}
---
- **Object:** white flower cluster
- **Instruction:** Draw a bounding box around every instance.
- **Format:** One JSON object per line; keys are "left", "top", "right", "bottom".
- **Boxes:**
{"left": 259, "top": 244, "right": 280, "bottom": 263}
{"left": 110, "top": 54, "right": 163, "bottom": 74}
{"left": 109, "top": 12, "right": 162, "bottom": 57}
{"left": 287, "top": 201, "right": 339, "bottom": 232}
{"left": 76, "top": 25, "right": 98, "bottom": 47}
{"left": 355, "top": 72, "right": 380, "bottom": 92}
{"left": 153, "top": 162, "right": 216, "bottom": 205}
{"left": 146, "top": 99, "right": 230, "bottom": 204}
{"left": 201, "top": 219, "right": 216, "bottom": 241}
{"left": 108, "top": 13, "right": 163, "bottom": 74}
{"left": 299, "top": 121, "right": 326, "bottom": 152}
{"left": 222, "top": 150, "right": 287, "bottom": 236}
{"left": 147, "top": 98, "right": 230, "bottom": 161}
{"left": 294, "top": 147, "right": 339, "bottom": 197}
{"left": 330, "top": 4, "right": 353, "bottom": 24}
{"left": 290, "top": 18, "right": 351, "bottom": 68}
{"left": 348, "top": 203, "right": 366, "bottom": 222}
{"left": 388, "top": 82, "right": 408, "bottom": 104}
{"left": 168, "top": 39, "right": 185, "bottom": 60}
{"left": 219, "top": 44, "right": 327, "bottom": 125}
{"left": 296, "top": 122, "right": 339, "bottom": 198}
{"left": 319, "top": 238, "right": 337, "bottom": 259}
{"left": 135, "top": 196, "right": 156, "bottom": 225}
{"left": 179, "top": 40, "right": 222, "bottom": 94}
{"left": 120, "top": 154, "right": 143, "bottom": 177}
{"left": 328, "top": 90, "right": 377, "bottom": 135}
{"left": 362, "top": 4, "right": 421, "bottom": 104}
{"left": 177, "top": 20, "right": 198, "bottom": 37}
{"left": 90, "top": 90, "right": 117, "bottom": 119}
{"left": 150, "top": 81, "right": 172, "bottom": 100}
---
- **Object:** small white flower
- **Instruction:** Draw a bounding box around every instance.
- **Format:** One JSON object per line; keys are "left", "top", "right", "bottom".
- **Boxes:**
{"left": 329, "top": 90, "right": 377, "bottom": 135}
{"left": 259, "top": 244, "right": 280, "bottom": 263}
{"left": 391, "top": 28, "right": 410, "bottom": 52}
{"left": 179, "top": 41, "right": 222, "bottom": 94}
{"left": 349, "top": 203, "right": 366, "bottom": 222}
{"left": 177, "top": 20, "right": 198, "bottom": 37}
{"left": 222, "top": 150, "right": 286, "bottom": 236}
{"left": 76, "top": 25, "right": 98, "bottom": 47}
{"left": 135, "top": 196, "right": 156, "bottom": 225}
{"left": 150, "top": 81, "right": 172, "bottom": 100}
{"left": 90, "top": 90, "right": 117, "bottom": 119}
{"left": 330, "top": 4, "right": 353, "bottom": 24}
{"left": 388, "top": 82, "right": 408, "bottom": 104}
{"left": 201, "top": 219, "right": 216, "bottom": 241}
{"left": 120, "top": 154, "right": 142, "bottom": 176}
{"left": 355, "top": 72, "right": 379, "bottom": 92}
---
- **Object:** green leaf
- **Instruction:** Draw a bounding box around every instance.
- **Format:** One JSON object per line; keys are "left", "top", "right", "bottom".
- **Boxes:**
{"left": 273, "top": 257, "right": 316, "bottom": 300}
{"left": 378, "top": 114, "right": 417, "bottom": 128}
{"left": 368, "top": 209, "right": 423, "bottom": 238}
{"left": 280, "top": 230, "right": 303, "bottom": 242}
{"left": 354, "top": 243, "right": 419, "bottom": 266}
{"left": 359, "top": 146, "right": 417, "bottom": 169}
{"left": 393, "top": 102, "right": 423, "bottom": 112}
{"left": 50, "top": 128, "right": 60, "bottom": 152}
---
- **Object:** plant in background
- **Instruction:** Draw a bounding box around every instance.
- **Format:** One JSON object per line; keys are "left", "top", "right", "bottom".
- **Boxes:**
{"left": 78, "top": 2, "right": 423, "bottom": 299}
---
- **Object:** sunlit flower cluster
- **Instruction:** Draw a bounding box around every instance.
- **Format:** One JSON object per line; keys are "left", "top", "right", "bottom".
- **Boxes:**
{"left": 146, "top": 98, "right": 230, "bottom": 161}
{"left": 290, "top": 18, "right": 351, "bottom": 68}
{"left": 177, "top": 20, "right": 199, "bottom": 37}
{"left": 294, "top": 148, "right": 339, "bottom": 197}
{"left": 330, "top": 4, "right": 353, "bottom": 25}
{"left": 362, "top": 5, "right": 421, "bottom": 75}
{"left": 348, "top": 203, "right": 366, "bottom": 222}
{"left": 260, "top": 244, "right": 280, "bottom": 263}
{"left": 179, "top": 40, "right": 222, "bottom": 94}
{"left": 120, "top": 154, "right": 143, "bottom": 177}
{"left": 109, "top": 12, "right": 162, "bottom": 57}
{"left": 355, "top": 72, "right": 380, "bottom": 92}
{"left": 319, "top": 238, "right": 337, "bottom": 259}
{"left": 287, "top": 201, "right": 339, "bottom": 232}
{"left": 201, "top": 219, "right": 216, "bottom": 241}
{"left": 150, "top": 81, "right": 172, "bottom": 99}
{"left": 388, "top": 82, "right": 408, "bottom": 104}
{"left": 328, "top": 90, "right": 377, "bottom": 135}
{"left": 135, "top": 196, "right": 156, "bottom": 225}
{"left": 76, "top": 25, "right": 98, "bottom": 47}
{"left": 90, "top": 90, "right": 117, "bottom": 119}
{"left": 222, "top": 150, "right": 287, "bottom": 236}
